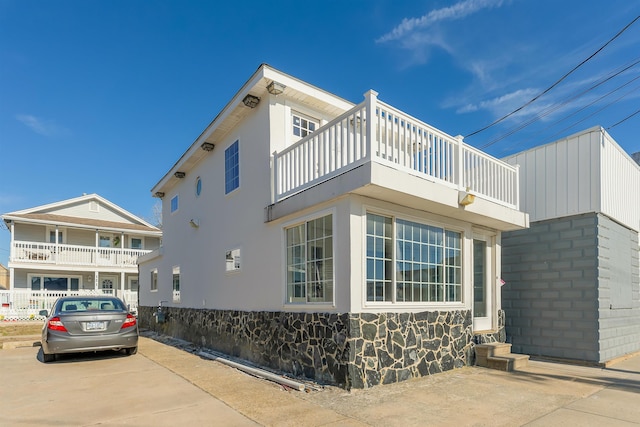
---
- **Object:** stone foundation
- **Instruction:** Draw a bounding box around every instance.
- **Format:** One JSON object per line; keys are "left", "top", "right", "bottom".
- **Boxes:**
{"left": 139, "top": 306, "right": 475, "bottom": 389}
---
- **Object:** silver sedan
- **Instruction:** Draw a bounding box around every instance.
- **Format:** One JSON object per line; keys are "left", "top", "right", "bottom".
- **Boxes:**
{"left": 39, "top": 295, "right": 138, "bottom": 362}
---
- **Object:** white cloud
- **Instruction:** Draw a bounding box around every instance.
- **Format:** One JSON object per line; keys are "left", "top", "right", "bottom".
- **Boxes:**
{"left": 377, "top": 0, "right": 506, "bottom": 43}
{"left": 456, "top": 88, "right": 539, "bottom": 116}
{"left": 15, "top": 114, "right": 67, "bottom": 137}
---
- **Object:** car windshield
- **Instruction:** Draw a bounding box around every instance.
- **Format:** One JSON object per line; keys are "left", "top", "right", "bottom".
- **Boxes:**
{"left": 59, "top": 299, "right": 125, "bottom": 312}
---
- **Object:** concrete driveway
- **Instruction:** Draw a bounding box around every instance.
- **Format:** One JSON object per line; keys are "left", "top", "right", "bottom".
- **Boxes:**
{"left": 1, "top": 334, "right": 640, "bottom": 426}
{"left": 0, "top": 342, "right": 258, "bottom": 426}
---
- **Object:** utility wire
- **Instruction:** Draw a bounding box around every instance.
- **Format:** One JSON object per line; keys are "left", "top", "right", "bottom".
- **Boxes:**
{"left": 499, "top": 81, "right": 640, "bottom": 154}
{"left": 465, "top": 14, "right": 640, "bottom": 139}
{"left": 608, "top": 108, "right": 640, "bottom": 129}
{"left": 480, "top": 57, "right": 640, "bottom": 149}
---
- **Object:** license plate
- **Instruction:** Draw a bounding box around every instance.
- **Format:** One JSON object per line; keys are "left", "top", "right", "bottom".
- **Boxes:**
{"left": 86, "top": 321, "right": 106, "bottom": 331}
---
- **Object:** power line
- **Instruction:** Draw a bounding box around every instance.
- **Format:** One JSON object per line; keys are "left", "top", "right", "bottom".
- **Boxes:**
{"left": 465, "top": 14, "right": 640, "bottom": 139}
{"left": 608, "top": 108, "right": 640, "bottom": 129}
{"left": 480, "top": 57, "right": 640, "bottom": 149}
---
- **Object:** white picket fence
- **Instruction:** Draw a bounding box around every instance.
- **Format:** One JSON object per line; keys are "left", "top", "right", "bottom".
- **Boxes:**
{"left": 0, "top": 289, "right": 138, "bottom": 321}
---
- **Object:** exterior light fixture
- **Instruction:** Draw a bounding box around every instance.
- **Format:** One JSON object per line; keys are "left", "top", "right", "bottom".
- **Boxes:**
{"left": 174, "top": 171, "right": 186, "bottom": 179}
{"left": 242, "top": 94, "right": 260, "bottom": 108}
{"left": 458, "top": 188, "right": 475, "bottom": 206}
{"left": 154, "top": 192, "right": 165, "bottom": 198}
{"left": 200, "top": 142, "right": 215, "bottom": 151}
{"left": 267, "top": 81, "right": 286, "bottom": 95}
{"left": 189, "top": 218, "right": 200, "bottom": 228}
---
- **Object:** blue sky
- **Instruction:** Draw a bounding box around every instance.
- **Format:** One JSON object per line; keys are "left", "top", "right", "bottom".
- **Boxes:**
{"left": 1, "top": 0, "right": 639, "bottom": 265}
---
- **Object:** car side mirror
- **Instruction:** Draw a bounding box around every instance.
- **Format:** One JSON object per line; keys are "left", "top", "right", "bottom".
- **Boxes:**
{"left": 39, "top": 310, "right": 48, "bottom": 317}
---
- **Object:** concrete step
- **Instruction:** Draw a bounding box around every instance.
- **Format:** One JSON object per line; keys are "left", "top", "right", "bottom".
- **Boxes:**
{"left": 486, "top": 354, "right": 530, "bottom": 372}
{"left": 475, "top": 343, "right": 512, "bottom": 367}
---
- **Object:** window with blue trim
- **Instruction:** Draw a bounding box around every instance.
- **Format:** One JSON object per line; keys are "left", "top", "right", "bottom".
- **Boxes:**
{"left": 225, "top": 140, "right": 240, "bottom": 194}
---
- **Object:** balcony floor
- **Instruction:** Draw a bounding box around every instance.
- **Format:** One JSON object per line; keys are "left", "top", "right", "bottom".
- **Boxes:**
{"left": 266, "top": 161, "right": 528, "bottom": 231}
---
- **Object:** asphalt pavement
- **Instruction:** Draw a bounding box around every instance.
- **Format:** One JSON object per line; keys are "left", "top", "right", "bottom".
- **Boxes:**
{"left": 1, "top": 332, "right": 639, "bottom": 426}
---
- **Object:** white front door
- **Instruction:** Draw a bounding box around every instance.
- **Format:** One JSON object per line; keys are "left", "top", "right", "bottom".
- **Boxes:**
{"left": 472, "top": 235, "right": 493, "bottom": 331}
{"left": 101, "top": 276, "right": 117, "bottom": 295}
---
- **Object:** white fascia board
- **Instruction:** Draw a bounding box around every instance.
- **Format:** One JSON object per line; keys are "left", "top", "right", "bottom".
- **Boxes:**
{"left": 1, "top": 214, "right": 162, "bottom": 236}
{"left": 4, "top": 193, "right": 159, "bottom": 231}
{"left": 262, "top": 66, "right": 355, "bottom": 111}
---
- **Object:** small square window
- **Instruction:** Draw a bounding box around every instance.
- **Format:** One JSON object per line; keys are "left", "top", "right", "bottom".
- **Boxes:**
{"left": 292, "top": 113, "right": 319, "bottom": 139}
{"left": 226, "top": 249, "right": 241, "bottom": 272}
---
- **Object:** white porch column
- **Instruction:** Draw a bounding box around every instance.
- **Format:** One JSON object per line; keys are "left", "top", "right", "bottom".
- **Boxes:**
{"left": 9, "top": 221, "right": 14, "bottom": 262}
{"left": 120, "top": 271, "right": 125, "bottom": 295}
{"left": 9, "top": 267, "right": 14, "bottom": 291}
{"left": 364, "top": 89, "right": 378, "bottom": 161}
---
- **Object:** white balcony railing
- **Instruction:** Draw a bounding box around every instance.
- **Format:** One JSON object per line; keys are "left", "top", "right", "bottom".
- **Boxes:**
{"left": 0, "top": 289, "right": 138, "bottom": 321}
{"left": 273, "top": 90, "right": 519, "bottom": 209}
{"left": 10, "top": 241, "right": 151, "bottom": 268}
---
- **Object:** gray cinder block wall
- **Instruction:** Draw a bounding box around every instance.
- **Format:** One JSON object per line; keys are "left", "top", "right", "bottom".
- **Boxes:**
{"left": 502, "top": 212, "right": 640, "bottom": 364}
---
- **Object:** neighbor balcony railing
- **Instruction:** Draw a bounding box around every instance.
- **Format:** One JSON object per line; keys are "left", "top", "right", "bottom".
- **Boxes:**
{"left": 10, "top": 241, "right": 151, "bottom": 268}
{"left": 0, "top": 289, "right": 138, "bottom": 321}
{"left": 272, "top": 90, "right": 519, "bottom": 209}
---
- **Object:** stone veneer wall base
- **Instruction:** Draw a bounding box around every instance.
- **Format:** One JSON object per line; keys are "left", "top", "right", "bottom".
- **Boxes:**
{"left": 139, "top": 306, "right": 477, "bottom": 389}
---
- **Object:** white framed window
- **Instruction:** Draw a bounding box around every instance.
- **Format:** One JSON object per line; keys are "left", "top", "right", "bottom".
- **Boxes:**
{"left": 170, "top": 195, "right": 179, "bottom": 213}
{"left": 130, "top": 237, "right": 143, "bottom": 249}
{"left": 292, "top": 112, "right": 318, "bottom": 138}
{"left": 28, "top": 274, "right": 81, "bottom": 291}
{"left": 99, "top": 235, "right": 112, "bottom": 248}
{"left": 150, "top": 269, "right": 158, "bottom": 292}
{"left": 225, "top": 140, "right": 240, "bottom": 194}
{"left": 127, "top": 276, "right": 139, "bottom": 291}
{"left": 285, "top": 214, "right": 333, "bottom": 304}
{"left": 172, "top": 266, "right": 180, "bottom": 303}
{"left": 46, "top": 227, "right": 64, "bottom": 244}
{"left": 225, "top": 248, "right": 241, "bottom": 272}
{"left": 366, "top": 213, "right": 462, "bottom": 304}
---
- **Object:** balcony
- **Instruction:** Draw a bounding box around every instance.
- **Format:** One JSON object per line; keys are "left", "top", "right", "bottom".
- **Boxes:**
{"left": 272, "top": 91, "right": 519, "bottom": 210}
{"left": 10, "top": 241, "right": 151, "bottom": 269}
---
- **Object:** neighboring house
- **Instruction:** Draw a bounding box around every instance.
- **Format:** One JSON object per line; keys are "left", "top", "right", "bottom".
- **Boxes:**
{"left": 502, "top": 126, "right": 640, "bottom": 364}
{"left": 0, "top": 264, "right": 8, "bottom": 289}
{"left": 2, "top": 194, "right": 162, "bottom": 298}
{"left": 138, "top": 64, "right": 528, "bottom": 388}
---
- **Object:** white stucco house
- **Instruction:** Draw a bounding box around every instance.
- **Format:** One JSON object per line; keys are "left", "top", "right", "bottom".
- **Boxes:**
{"left": 138, "top": 64, "right": 529, "bottom": 388}
{"left": 1, "top": 194, "right": 162, "bottom": 316}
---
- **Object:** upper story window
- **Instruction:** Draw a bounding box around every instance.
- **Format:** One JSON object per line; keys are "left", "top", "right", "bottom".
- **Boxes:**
{"left": 130, "top": 237, "right": 143, "bottom": 249}
{"left": 48, "top": 229, "right": 64, "bottom": 244}
{"left": 170, "top": 195, "right": 179, "bottom": 213}
{"left": 366, "top": 213, "right": 462, "bottom": 304}
{"left": 99, "top": 235, "right": 111, "bottom": 248}
{"left": 292, "top": 113, "right": 318, "bottom": 138}
{"left": 225, "top": 140, "right": 240, "bottom": 194}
